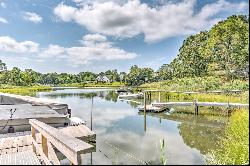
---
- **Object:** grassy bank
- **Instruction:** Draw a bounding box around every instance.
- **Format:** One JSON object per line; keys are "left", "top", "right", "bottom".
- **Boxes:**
{"left": 138, "top": 77, "right": 249, "bottom": 104}
{"left": 136, "top": 91, "right": 249, "bottom": 104}
{"left": 205, "top": 109, "right": 249, "bottom": 165}
{"left": 140, "top": 77, "right": 249, "bottom": 92}
{"left": 0, "top": 85, "right": 52, "bottom": 95}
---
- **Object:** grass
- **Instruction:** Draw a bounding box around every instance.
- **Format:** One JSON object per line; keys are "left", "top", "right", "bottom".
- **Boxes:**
{"left": 0, "top": 85, "right": 52, "bottom": 95}
{"left": 205, "top": 109, "right": 249, "bottom": 165}
{"left": 140, "top": 77, "right": 249, "bottom": 92}
{"left": 135, "top": 90, "right": 249, "bottom": 104}
{"left": 137, "top": 77, "right": 249, "bottom": 104}
{"left": 159, "top": 138, "right": 167, "bottom": 165}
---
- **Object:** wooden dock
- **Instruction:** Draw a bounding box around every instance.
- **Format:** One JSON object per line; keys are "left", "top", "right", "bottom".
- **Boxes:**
{"left": 150, "top": 101, "right": 248, "bottom": 115}
{"left": 138, "top": 104, "right": 166, "bottom": 113}
{"left": 152, "top": 101, "right": 249, "bottom": 108}
{"left": 142, "top": 89, "right": 244, "bottom": 94}
{"left": 0, "top": 150, "right": 41, "bottom": 165}
{"left": 0, "top": 92, "right": 69, "bottom": 115}
{"left": 0, "top": 104, "right": 70, "bottom": 134}
{"left": 0, "top": 119, "right": 95, "bottom": 165}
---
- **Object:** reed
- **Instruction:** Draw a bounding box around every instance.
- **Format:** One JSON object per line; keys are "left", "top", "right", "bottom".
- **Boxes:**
{"left": 0, "top": 86, "right": 52, "bottom": 95}
{"left": 205, "top": 109, "right": 249, "bottom": 165}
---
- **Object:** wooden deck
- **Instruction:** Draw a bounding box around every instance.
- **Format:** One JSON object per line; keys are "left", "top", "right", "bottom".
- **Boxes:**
{"left": 152, "top": 101, "right": 249, "bottom": 108}
{"left": 0, "top": 120, "right": 96, "bottom": 165}
{"left": 0, "top": 150, "right": 41, "bottom": 165}
{"left": 0, "top": 125, "right": 96, "bottom": 143}
{"left": 0, "top": 104, "right": 69, "bottom": 134}
{"left": 138, "top": 104, "right": 166, "bottom": 113}
{"left": 0, "top": 92, "right": 69, "bottom": 115}
{"left": 142, "top": 89, "right": 244, "bottom": 94}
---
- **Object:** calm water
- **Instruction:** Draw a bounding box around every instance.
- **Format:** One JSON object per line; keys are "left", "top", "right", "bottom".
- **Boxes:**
{"left": 36, "top": 88, "right": 227, "bottom": 165}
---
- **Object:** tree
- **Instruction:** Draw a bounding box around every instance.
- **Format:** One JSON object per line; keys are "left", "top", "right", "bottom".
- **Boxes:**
{"left": 125, "top": 65, "right": 155, "bottom": 86}
{"left": 157, "top": 64, "right": 173, "bottom": 81}
{"left": 166, "top": 15, "right": 249, "bottom": 80}
{"left": 206, "top": 15, "right": 249, "bottom": 79}
{"left": 0, "top": 60, "right": 7, "bottom": 72}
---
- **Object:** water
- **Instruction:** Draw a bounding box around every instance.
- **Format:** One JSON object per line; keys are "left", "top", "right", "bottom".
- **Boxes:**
{"left": 36, "top": 88, "right": 227, "bottom": 165}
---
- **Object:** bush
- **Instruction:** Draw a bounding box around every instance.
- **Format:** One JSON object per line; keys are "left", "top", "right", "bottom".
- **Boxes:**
{"left": 140, "top": 77, "right": 249, "bottom": 92}
{"left": 205, "top": 110, "right": 249, "bottom": 165}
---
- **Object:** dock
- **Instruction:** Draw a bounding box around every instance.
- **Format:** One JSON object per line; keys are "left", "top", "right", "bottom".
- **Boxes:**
{"left": 152, "top": 101, "right": 249, "bottom": 108}
{"left": 0, "top": 92, "right": 96, "bottom": 165}
{"left": 151, "top": 101, "right": 249, "bottom": 115}
{"left": 0, "top": 92, "right": 69, "bottom": 115}
{"left": 118, "top": 93, "right": 143, "bottom": 99}
{"left": 0, "top": 120, "right": 95, "bottom": 165}
{"left": 0, "top": 104, "right": 70, "bottom": 134}
{"left": 138, "top": 104, "right": 166, "bottom": 113}
{"left": 0, "top": 92, "right": 72, "bottom": 134}
{"left": 139, "top": 99, "right": 248, "bottom": 115}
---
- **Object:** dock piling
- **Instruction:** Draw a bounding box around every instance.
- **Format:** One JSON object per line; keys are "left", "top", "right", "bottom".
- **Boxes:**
{"left": 144, "top": 92, "right": 146, "bottom": 113}
{"left": 194, "top": 99, "right": 199, "bottom": 115}
{"left": 158, "top": 92, "right": 161, "bottom": 102}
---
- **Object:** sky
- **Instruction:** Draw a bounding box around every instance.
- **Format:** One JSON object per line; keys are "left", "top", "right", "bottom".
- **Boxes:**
{"left": 0, "top": 0, "right": 249, "bottom": 74}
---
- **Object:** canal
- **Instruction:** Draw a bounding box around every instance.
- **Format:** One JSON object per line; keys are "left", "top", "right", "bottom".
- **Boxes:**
{"left": 36, "top": 88, "right": 227, "bottom": 165}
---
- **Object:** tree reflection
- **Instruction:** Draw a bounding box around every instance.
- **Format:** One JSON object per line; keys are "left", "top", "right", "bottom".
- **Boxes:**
{"left": 42, "top": 90, "right": 119, "bottom": 103}
{"left": 138, "top": 111, "right": 227, "bottom": 155}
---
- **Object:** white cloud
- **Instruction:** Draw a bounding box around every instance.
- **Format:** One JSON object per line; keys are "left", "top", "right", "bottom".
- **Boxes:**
{"left": 0, "top": 36, "right": 39, "bottom": 53}
{"left": 54, "top": 0, "right": 249, "bottom": 43}
{"left": 1, "top": 34, "right": 136, "bottom": 65}
{"left": 53, "top": 4, "right": 76, "bottom": 22}
{"left": 39, "top": 44, "right": 66, "bottom": 58}
{"left": 83, "top": 33, "right": 107, "bottom": 42}
{"left": 0, "top": 2, "right": 6, "bottom": 8}
{"left": 0, "top": 16, "right": 8, "bottom": 24}
{"left": 39, "top": 33, "right": 137, "bottom": 65}
{"left": 22, "top": 12, "right": 43, "bottom": 23}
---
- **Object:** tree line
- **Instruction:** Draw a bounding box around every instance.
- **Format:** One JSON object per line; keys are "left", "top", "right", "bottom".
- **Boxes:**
{"left": 0, "top": 15, "right": 249, "bottom": 86}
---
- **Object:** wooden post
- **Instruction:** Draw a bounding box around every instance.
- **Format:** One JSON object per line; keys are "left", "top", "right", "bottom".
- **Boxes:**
{"left": 158, "top": 92, "right": 161, "bottom": 102}
{"left": 42, "top": 135, "right": 49, "bottom": 157}
{"left": 68, "top": 109, "right": 72, "bottom": 118}
{"left": 194, "top": 99, "right": 198, "bottom": 115}
{"left": 31, "top": 126, "right": 36, "bottom": 153}
{"left": 144, "top": 92, "right": 146, "bottom": 113}
{"left": 227, "top": 101, "right": 230, "bottom": 117}
{"left": 77, "top": 154, "right": 82, "bottom": 165}
{"left": 143, "top": 92, "right": 147, "bottom": 132}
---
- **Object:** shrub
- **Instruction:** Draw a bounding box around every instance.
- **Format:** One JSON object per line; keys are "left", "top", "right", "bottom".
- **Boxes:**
{"left": 205, "top": 109, "right": 249, "bottom": 165}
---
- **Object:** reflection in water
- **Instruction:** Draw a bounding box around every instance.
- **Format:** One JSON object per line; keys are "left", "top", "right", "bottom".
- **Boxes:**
{"left": 36, "top": 89, "right": 227, "bottom": 165}
{"left": 139, "top": 111, "right": 226, "bottom": 155}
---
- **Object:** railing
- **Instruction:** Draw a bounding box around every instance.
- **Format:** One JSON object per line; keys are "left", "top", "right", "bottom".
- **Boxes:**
{"left": 29, "top": 119, "right": 94, "bottom": 165}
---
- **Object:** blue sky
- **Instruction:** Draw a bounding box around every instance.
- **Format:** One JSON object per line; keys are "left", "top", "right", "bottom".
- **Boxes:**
{"left": 0, "top": 0, "right": 249, "bottom": 74}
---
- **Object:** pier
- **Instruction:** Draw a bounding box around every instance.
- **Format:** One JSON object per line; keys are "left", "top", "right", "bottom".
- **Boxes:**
{"left": 140, "top": 90, "right": 248, "bottom": 114}
{"left": 0, "top": 92, "right": 96, "bottom": 165}
{"left": 0, "top": 119, "right": 95, "bottom": 165}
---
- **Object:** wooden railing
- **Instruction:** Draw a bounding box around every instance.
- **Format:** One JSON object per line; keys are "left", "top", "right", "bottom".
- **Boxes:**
{"left": 29, "top": 119, "right": 94, "bottom": 165}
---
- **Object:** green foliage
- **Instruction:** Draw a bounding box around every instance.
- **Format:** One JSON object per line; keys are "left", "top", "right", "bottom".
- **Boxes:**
{"left": 141, "top": 76, "right": 249, "bottom": 92}
{"left": 125, "top": 65, "right": 155, "bottom": 86}
{"left": 0, "top": 86, "right": 52, "bottom": 95}
{"left": 158, "top": 15, "right": 249, "bottom": 80}
{"left": 205, "top": 110, "right": 249, "bottom": 165}
{"left": 159, "top": 139, "right": 167, "bottom": 165}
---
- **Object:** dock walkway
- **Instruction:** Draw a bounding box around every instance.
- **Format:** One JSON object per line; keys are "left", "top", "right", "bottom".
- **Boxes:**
{"left": 152, "top": 101, "right": 249, "bottom": 108}
{"left": 0, "top": 119, "right": 95, "bottom": 165}
{"left": 0, "top": 150, "right": 40, "bottom": 165}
